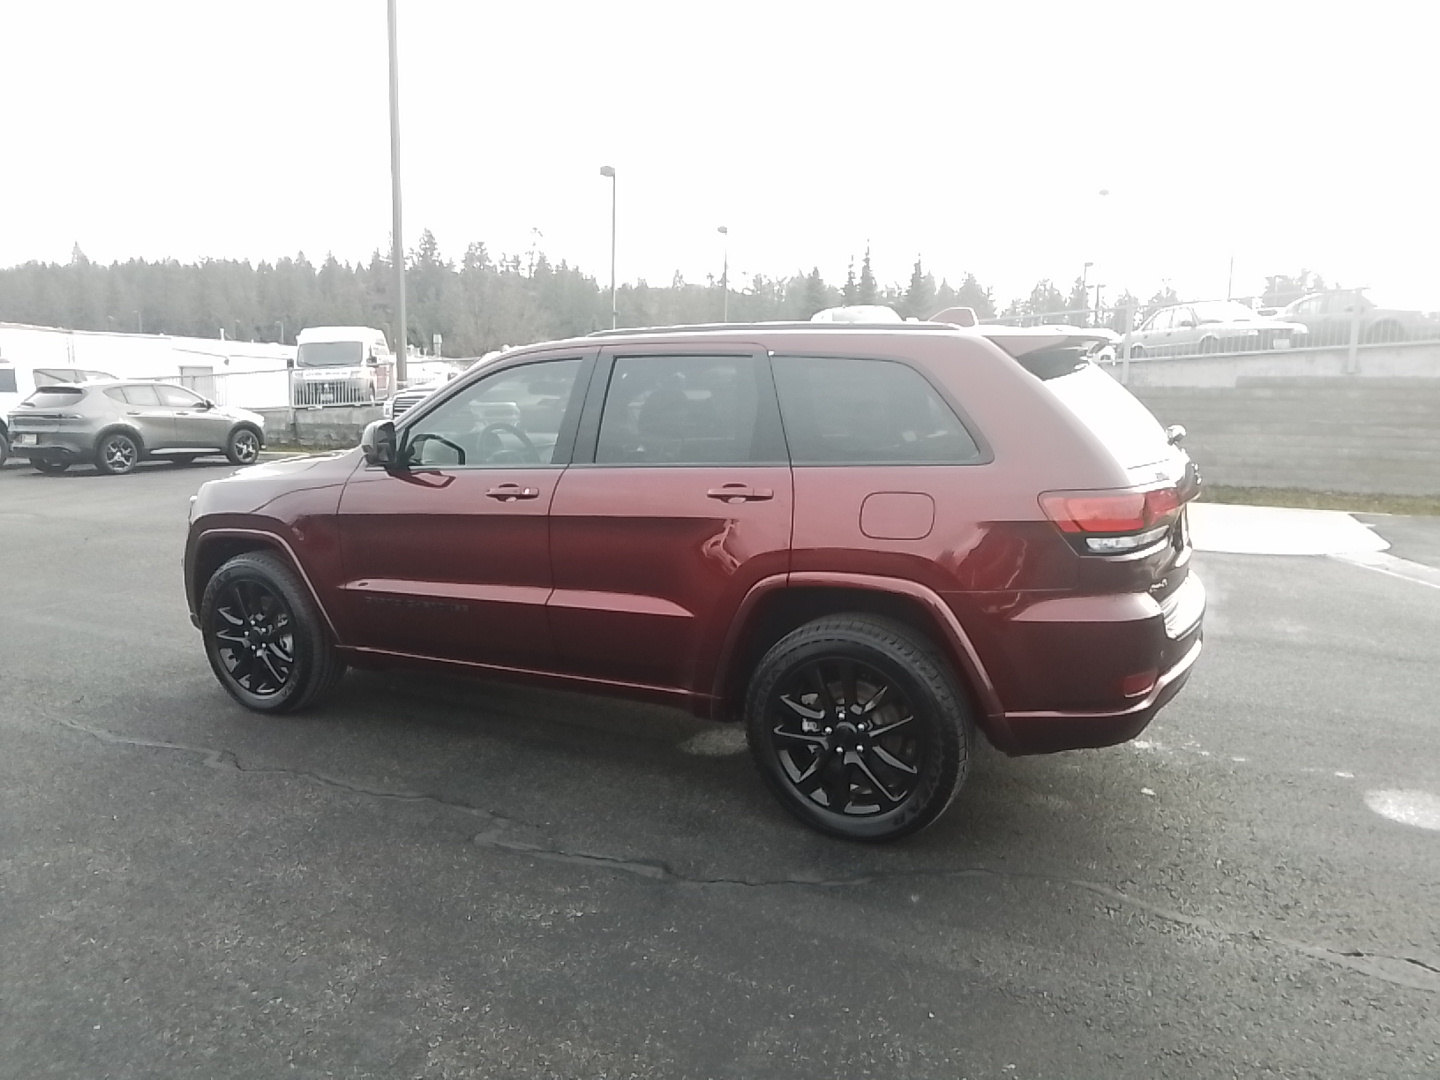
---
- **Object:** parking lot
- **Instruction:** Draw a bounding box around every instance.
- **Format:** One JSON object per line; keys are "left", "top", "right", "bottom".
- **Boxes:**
{"left": 2, "top": 459, "right": 1437, "bottom": 1079}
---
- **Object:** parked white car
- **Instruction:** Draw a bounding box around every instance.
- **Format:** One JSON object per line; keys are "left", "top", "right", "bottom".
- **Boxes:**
{"left": 1129, "top": 301, "right": 1308, "bottom": 358}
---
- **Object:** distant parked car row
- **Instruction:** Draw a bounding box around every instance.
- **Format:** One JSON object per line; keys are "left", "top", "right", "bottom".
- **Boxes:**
{"left": 1126, "top": 292, "right": 1440, "bottom": 358}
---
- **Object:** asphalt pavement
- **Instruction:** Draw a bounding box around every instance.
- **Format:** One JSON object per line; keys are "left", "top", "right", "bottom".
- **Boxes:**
{"left": 1, "top": 460, "right": 1437, "bottom": 1079}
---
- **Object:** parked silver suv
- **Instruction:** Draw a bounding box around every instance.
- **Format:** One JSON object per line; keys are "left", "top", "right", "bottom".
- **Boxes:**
{"left": 7, "top": 380, "right": 266, "bottom": 475}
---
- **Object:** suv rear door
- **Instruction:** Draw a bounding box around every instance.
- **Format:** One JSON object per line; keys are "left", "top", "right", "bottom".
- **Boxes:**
{"left": 335, "top": 351, "right": 594, "bottom": 669}
{"left": 547, "top": 346, "right": 792, "bottom": 693}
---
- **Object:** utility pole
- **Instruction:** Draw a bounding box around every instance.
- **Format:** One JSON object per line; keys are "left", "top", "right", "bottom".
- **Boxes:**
{"left": 599, "top": 166, "right": 617, "bottom": 328}
{"left": 718, "top": 225, "right": 729, "bottom": 322}
{"left": 387, "top": 0, "right": 408, "bottom": 383}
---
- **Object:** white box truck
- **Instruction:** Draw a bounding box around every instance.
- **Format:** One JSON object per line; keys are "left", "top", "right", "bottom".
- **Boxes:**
{"left": 290, "top": 326, "right": 394, "bottom": 408}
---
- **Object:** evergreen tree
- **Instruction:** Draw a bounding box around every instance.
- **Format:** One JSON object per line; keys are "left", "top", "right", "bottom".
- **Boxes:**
{"left": 1066, "top": 275, "right": 1091, "bottom": 326}
{"left": 904, "top": 257, "right": 935, "bottom": 318}
{"left": 842, "top": 258, "right": 858, "bottom": 305}
{"left": 858, "top": 246, "right": 877, "bottom": 304}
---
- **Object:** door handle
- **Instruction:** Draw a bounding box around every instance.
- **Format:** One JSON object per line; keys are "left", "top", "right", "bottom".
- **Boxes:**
{"left": 486, "top": 483, "right": 541, "bottom": 501}
{"left": 706, "top": 484, "right": 775, "bottom": 503}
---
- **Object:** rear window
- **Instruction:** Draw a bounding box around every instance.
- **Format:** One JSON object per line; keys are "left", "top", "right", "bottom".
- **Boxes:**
{"left": 771, "top": 355, "right": 982, "bottom": 465}
{"left": 1034, "top": 353, "right": 1174, "bottom": 470}
{"left": 23, "top": 386, "right": 87, "bottom": 409}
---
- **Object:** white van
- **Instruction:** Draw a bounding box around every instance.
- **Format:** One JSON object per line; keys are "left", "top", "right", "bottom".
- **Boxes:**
{"left": 0, "top": 359, "right": 115, "bottom": 466}
{"left": 291, "top": 326, "right": 394, "bottom": 408}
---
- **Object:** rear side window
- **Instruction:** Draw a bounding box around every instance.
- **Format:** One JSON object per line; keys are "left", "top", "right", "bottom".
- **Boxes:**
{"left": 596, "top": 354, "right": 783, "bottom": 465}
{"left": 24, "top": 386, "right": 87, "bottom": 409}
{"left": 771, "top": 355, "right": 982, "bottom": 465}
{"left": 155, "top": 384, "right": 204, "bottom": 407}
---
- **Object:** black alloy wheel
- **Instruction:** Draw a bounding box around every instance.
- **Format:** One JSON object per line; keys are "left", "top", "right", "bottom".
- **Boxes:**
{"left": 201, "top": 551, "right": 345, "bottom": 713}
{"left": 745, "top": 616, "right": 970, "bottom": 841}
{"left": 209, "top": 578, "right": 298, "bottom": 699}
{"left": 226, "top": 427, "right": 261, "bottom": 466}
{"left": 95, "top": 431, "right": 140, "bottom": 475}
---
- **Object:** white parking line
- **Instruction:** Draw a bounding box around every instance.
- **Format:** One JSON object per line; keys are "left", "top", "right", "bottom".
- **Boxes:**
{"left": 1330, "top": 550, "right": 1440, "bottom": 590}
{"left": 1188, "top": 503, "right": 1388, "bottom": 556}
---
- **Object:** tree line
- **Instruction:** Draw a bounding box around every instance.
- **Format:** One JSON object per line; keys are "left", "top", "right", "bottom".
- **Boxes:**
{"left": 0, "top": 235, "right": 1325, "bottom": 356}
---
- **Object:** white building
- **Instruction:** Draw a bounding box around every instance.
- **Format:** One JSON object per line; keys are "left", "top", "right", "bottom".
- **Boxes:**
{"left": 0, "top": 322, "right": 296, "bottom": 409}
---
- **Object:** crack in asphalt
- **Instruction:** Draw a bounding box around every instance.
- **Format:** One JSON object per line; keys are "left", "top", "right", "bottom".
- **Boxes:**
{"left": 56, "top": 716, "right": 1440, "bottom": 994}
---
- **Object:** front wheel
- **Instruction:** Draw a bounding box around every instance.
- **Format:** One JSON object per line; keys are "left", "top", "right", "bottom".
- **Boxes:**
{"left": 225, "top": 426, "right": 261, "bottom": 466}
{"left": 745, "top": 616, "right": 972, "bottom": 842}
{"left": 95, "top": 431, "right": 140, "bottom": 475}
{"left": 200, "top": 551, "right": 344, "bottom": 712}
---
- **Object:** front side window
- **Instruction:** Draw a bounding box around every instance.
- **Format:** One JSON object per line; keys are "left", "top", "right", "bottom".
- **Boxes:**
{"left": 595, "top": 354, "right": 775, "bottom": 465}
{"left": 403, "top": 358, "right": 581, "bottom": 468}
{"left": 771, "top": 355, "right": 981, "bottom": 465}
{"left": 155, "top": 384, "right": 205, "bottom": 408}
{"left": 1143, "top": 309, "right": 1171, "bottom": 332}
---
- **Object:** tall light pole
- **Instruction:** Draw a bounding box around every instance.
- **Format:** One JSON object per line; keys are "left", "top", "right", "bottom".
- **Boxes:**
{"left": 599, "top": 165, "right": 617, "bottom": 328}
{"left": 387, "top": 0, "right": 408, "bottom": 383}
{"left": 717, "top": 225, "right": 729, "bottom": 322}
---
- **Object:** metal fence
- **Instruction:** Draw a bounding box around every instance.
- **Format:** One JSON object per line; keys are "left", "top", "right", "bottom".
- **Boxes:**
{"left": 984, "top": 288, "right": 1440, "bottom": 360}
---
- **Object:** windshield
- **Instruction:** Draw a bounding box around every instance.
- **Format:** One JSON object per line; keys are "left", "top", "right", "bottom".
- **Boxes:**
{"left": 296, "top": 341, "right": 365, "bottom": 367}
{"left": 1192, "top": 300, "right": 1263, "bottom": 323}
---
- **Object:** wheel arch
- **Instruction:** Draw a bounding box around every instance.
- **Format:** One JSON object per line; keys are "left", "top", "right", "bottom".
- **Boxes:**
{"left": 93, "top": 423, "right": 146, "bottom": 455}
{"left": 188, "top": 528, "right": 339, "bottom": 641}
{"left": 712, "top": 575, "right": 1008, "bottom": 741}
{"left": 229, "top": 420, "right": 265, "bottom": 446}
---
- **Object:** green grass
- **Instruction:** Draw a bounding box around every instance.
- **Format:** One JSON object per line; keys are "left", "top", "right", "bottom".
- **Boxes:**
{"left": 1198, "top": 485, "right": 1440, "bottom": 516}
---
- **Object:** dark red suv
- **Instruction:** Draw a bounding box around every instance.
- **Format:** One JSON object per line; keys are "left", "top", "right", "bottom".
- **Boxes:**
{"left": 184, "top": 322, "right": 1204, "bottom": 840}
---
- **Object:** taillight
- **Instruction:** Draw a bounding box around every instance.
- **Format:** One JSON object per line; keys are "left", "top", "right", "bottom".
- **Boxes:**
{"left": 1040, "top": 486, "right": 1184, "bottom": 554}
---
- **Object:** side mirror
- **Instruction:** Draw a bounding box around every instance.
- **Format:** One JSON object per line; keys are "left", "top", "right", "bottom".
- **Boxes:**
{"left": 202, "top": 399, "right": 216, "bottom": 410}
{"left": 360, "top": 419, "right": 398, "bottom": 468}
{"left": 1166, "top": 424, "right": 1187, "bottom": 446}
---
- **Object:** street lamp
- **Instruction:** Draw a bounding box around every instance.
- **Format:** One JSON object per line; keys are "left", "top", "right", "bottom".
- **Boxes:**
{"left": 387, "top": 0, "right": 408, "bottom": 382}
{"left": 599, "top": 165, "right": 617, "bottom": 329}
{"left": 717, "top": 225, "right": 729, "bottom": 322}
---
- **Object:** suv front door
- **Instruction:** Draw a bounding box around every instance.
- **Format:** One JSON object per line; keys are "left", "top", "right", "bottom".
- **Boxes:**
{"left": 547, "top": 348, "right": 793, "bottom": 694}
{"left": 156, "top": 383, "right": 229, "bottom": 448}
{"left": 110, "top": 383, "right": 179, "bottom": 449}
{"left": 335, "top": 353, "right": 593, "bottom": 670}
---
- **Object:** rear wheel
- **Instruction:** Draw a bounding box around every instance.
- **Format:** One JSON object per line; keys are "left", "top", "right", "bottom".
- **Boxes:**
{"left": 1129, "top": 344, "right": 1146, "bottom": 358}
{"left": 33, "top": 459, "right": 70, "bottom": 475}
{"left": 200, "top": 551, "right": 344, "bottom": 713}
{"left": 744, "top": 616, "right": 972, "bottom": 842}
{"left": 94, "top": 432, "right": 140, "bottom": 475}
{"left": 226, "top": 426, "right": 261, "bottom": 466}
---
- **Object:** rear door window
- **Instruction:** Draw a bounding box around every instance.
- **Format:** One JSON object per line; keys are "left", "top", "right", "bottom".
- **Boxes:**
{"left": 121, "top": 384, "right": 163, "bottom": 406}
{"left": 771, "top": 355, "right": 981, "bottom": 465}
{"left": 595, "top": 354, "right": 783, "bottom": 465}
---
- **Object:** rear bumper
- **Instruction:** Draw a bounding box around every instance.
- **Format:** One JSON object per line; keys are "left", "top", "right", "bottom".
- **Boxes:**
{"left": 8, "top": 435, "right": 89, "bottom": 463}
{"left": 998, "top": 632, "right": 1202, "bottom": 754}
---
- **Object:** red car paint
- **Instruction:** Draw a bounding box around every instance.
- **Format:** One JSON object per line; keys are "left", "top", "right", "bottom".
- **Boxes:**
{"left": 185, "top": 324, "right": 1202, "bottom": 754}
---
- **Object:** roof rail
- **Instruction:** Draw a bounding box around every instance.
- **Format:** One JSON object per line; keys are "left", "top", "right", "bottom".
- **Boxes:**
{"left": 586, "top": 321, "right": 961, "bottom": 338}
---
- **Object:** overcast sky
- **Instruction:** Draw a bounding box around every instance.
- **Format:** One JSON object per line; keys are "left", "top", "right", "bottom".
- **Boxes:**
{"left": 4, "top": 0, "right": 1439, "bottom": 308}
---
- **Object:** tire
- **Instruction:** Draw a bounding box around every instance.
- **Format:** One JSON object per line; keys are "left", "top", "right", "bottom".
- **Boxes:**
{"left": 1129, "top": 344, "right": 1146, "bottom": 358}
{"left": 33, "top": 459, "right": 70, "bottom": 475}
{"left": 744, "top": 615, "right": 972, "bottom": 842}
{"left": 200, "top": 550, "right": 344, "bottom": 713}
{"left": 95, "top": 431, "right": 141, "bottom": 475}
{"left": 225, "top": 426, "right": 261, "bottom": 466}
{"left": 0, "top": 430, "right": 9, "bottom": 468}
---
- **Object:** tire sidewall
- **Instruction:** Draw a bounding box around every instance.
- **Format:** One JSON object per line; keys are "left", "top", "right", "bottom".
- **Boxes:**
{"left": 200, "top": 555, "right": 320, "bottom": 712}
{"left": 226, "top": 426, "right": 260, "bottom": 466}
{"left": 745, "top": 627, "right": 966, "bottom": 841}
{"left": 96, "top": 431, "right": 140, "bottom": 475}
